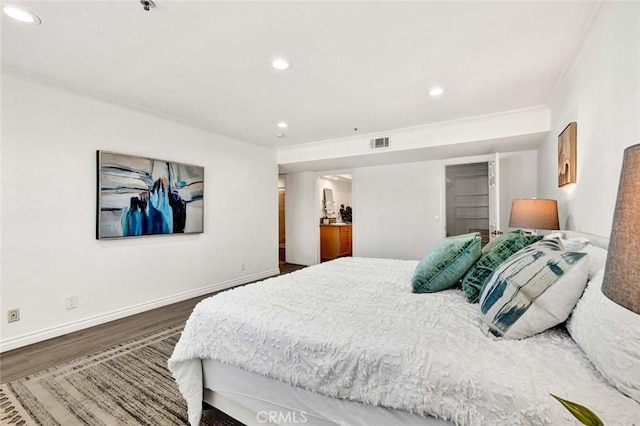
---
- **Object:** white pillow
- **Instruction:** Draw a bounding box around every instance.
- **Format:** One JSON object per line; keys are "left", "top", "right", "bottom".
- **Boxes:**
{"left": 563, "top": 236, "right": 592, "bottom": 252}
{"left": 544, "top": 231, "right": 565, "bottom": 240}
{"left": 579, "top": 244, "right": 608, "bottom": 279}
{"left": 480, "top": 239, "right": 590, "bottom": 340}
{"left": 543, "top": 232, "right": 591, "bottom": 251}
{"left": 567, "top": 270, "right": 640, "bottom": 402}
{"left": 542, "top": 234, "right": 608, "bottom": 278}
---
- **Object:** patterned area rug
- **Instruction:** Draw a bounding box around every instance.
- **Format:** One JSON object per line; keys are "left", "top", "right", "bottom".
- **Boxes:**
{"left": 0, "top": 325, "right": 244, "bottom": 426}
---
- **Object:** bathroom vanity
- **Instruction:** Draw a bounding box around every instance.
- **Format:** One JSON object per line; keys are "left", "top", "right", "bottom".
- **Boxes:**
{"left": 320, "top": 224, "right": 352, "bottom": 261}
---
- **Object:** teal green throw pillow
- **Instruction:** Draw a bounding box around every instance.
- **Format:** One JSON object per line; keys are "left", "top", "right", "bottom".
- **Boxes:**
{"left": 461, "top": 230, "right": 542, "bottom": 303}
{"left": 412, "top": 233, "right": 482, "bottom": 293}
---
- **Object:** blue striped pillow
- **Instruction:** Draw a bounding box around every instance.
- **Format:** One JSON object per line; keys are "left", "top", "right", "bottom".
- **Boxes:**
{"left": 479, "top": 239, "right": 589, "bottom": 339}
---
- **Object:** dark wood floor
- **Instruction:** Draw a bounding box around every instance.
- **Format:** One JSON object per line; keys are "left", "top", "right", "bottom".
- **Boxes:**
{"left": 0, "top": 262, "right": 306, "bottom": 383}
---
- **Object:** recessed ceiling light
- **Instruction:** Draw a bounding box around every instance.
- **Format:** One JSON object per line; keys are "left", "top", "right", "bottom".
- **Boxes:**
{"left": 272, "top": 58, "right": 292, "bottom": 70}
{"left": 3, "top": 6, "right": 41, "bottom": 24}
{"left": 277, "top": 133, "right": 284, "bottom": 138}
{"left": 429, "top": 87, "right": 445, "bottom": 97}
{"left": 277, "top": 122, "right": 288, "bottom": 129}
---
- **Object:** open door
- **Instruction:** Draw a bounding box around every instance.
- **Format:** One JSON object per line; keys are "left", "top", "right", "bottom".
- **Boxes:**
{"left": 443, "top": 153, "right": 501, "bottom": 246}
{"left": 488, "top": 153, "right": 502, "bottom": 241}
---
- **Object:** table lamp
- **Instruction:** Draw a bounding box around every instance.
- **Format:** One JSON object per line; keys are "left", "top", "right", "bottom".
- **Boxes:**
{"left": 602, "top": 144, "right": 640, "bottom": 314}
{"left": 509, "top": 198, "right": 560, "bottom": 234}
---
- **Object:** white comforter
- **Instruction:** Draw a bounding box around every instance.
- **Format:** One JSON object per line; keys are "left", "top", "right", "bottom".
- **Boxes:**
{"left": 168, "top": 257, "right": 640, "bottom": 425}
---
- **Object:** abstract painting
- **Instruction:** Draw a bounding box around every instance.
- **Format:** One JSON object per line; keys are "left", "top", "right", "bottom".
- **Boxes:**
{"left": 97, "top": 151, "right": 204, "bottom": 239}
{"left": 558, "top": 122, "right": 577, "bottom": 187}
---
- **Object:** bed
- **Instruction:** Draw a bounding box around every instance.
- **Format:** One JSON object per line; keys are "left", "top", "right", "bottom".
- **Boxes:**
{"left": 169, "top": 232, "right": 640, "bottom": 425}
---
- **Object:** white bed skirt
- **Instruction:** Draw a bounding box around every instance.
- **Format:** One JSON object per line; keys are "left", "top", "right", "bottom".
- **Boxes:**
{"left": 202, "top": 359, "right": 453, "bottom": 426}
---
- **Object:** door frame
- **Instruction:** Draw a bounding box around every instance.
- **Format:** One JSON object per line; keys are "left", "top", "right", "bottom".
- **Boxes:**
{"left": 315, "top": 169, "right": 354, "bottom": 263}
{"left": 441, "top": 153, "right": 500, "bottom": 239}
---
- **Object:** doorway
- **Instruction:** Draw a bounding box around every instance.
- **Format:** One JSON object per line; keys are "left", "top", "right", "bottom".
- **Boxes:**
{"left": 318, "top": 174, "right": 353, "bottom": 262}
{"left": 445, "top": 162, "right": 490, "bottom": 246}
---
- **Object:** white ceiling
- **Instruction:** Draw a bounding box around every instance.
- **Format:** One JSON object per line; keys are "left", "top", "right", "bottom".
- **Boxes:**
{"left": 2, "top": 1, "right": 599, "bottom": 149}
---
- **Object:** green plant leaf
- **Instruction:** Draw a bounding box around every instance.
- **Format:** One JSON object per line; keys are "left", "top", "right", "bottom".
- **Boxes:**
{"left": 550, "top": 394, "right": 604, "bottom": 426}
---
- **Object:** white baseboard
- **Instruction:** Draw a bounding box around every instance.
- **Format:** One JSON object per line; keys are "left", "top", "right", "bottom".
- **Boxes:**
{"left": 0, "top": 269, "right": 279, "bottom": 353}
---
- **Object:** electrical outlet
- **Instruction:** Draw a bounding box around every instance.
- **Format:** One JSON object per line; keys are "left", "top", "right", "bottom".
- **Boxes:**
{"left": 8, "top": 309, "right": 20, "bottom": 323}
{"left": 241, "top": 262, "right": 246, "bottom": 271}
{"left": 65, "top": 296, "right": 78, "bottom": 310}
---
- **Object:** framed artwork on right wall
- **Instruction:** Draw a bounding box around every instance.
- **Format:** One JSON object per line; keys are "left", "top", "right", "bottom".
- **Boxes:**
{"left": 558, "top": 122, "right": 577, "bottom": 187}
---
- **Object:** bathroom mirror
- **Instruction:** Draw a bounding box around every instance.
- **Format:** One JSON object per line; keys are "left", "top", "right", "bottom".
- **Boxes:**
{"left": 323, "top": 188, "right": 335, "bottom": 215}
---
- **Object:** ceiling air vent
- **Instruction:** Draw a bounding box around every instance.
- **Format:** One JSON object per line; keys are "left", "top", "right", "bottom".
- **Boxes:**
{"left": 370, "top": 137, "right": 389, "bottom": 149}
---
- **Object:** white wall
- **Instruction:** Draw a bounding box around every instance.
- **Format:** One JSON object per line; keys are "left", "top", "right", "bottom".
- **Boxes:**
{"left": 353, "top": 150, "right": 536, "bottom": 260}
{"left": 538, "top": 2, "right": 639, "bottom": 238}
{"left": 354, "top": 161, "right": 442, "bottom": 260}
{"left": 285, "top": 172, "right": 318, "bottom": 265}
{"left": 0, "top": 75, "right": 279, "bottom": 351}
{"left": 500, "top": 150, "right": 538, "bottom": 231}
